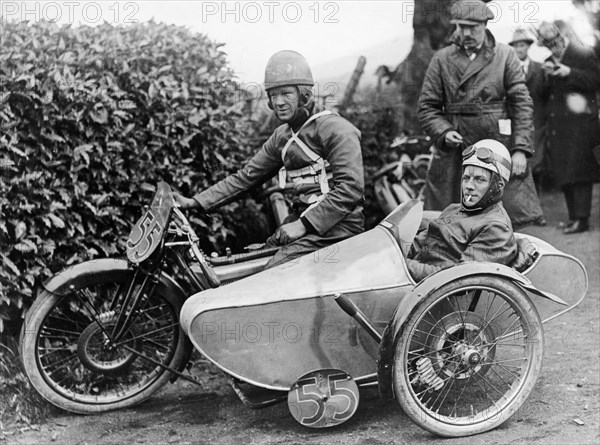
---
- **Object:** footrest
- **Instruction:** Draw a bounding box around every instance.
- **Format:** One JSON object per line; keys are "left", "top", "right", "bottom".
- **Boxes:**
{"left": 228, "top": 378, "right": 287, "bottom": 409}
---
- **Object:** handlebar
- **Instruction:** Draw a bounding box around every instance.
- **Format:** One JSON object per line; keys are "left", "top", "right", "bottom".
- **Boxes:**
{"left": 171, "top": 207, "right": 221, "bottom": 288}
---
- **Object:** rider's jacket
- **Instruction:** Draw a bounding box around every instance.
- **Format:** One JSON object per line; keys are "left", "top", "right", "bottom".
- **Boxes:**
{"left": 193, "top": 105, "right": 364, "bottom": 236}
{"left": 406, "top": 202, "right": 517, "bottom": 282}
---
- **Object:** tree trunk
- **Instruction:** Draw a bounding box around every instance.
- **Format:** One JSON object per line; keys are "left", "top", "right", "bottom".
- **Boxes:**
{"left": 385, "top": 0, "right": 453, "bottom": 134}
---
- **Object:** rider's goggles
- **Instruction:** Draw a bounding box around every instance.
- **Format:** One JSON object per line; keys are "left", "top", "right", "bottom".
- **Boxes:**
{"left": 462, "top": 145, "right": 511, "bottom": 175}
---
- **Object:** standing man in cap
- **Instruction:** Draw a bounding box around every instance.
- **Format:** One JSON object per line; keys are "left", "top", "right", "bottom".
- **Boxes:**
{"left": 535, "top": 22, "right": 600, "bottom": 234}
{"left": 509, "top": 28, "right": 547, "bottom": 197}
{"left": 418, "top": 0, "right": 544, "bottom": 228}
{"left": 174, "top": 50, "right": 365, "bottom": 266}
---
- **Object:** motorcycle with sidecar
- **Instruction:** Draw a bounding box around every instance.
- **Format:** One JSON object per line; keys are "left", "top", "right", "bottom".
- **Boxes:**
{"left": 21, "top": 182, "right": 587, "bottom": 437}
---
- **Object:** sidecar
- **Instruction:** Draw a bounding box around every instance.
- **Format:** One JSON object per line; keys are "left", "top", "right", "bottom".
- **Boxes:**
{"left": 180, "top": 200, "right": 587, "bottom": 436}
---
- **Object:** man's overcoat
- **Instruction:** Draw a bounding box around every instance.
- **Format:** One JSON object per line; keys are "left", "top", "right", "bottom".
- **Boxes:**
{"left": 526, "top": 60, "right": 548, "bottom": 175}
{"left": 536, "top": 40, "right": 600, "bottom": 186}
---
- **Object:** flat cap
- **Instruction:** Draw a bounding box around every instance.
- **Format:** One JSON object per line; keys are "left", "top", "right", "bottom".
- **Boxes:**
{"left": 450, "top": 0, "right": 494, "bottom": 25}
{"left": 537, "top": 22, "right": 561, "bottom": 47}
{"left": 509, "top": 28, "right": 534, "bottom": 46}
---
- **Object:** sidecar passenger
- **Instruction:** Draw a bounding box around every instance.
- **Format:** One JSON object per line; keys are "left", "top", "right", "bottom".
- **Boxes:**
{"left": 403, "top": 139, "right": 518, "bottom": 282}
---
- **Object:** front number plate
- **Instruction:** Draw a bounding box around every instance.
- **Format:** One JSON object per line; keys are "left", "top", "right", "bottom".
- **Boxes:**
{"left": 126, "top": 209, "right": 165, "bottom": 264}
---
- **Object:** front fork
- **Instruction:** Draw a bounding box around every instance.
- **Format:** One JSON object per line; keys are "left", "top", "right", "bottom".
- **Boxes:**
{"left": 109, "top": 267, "right": 159, "bottom": 343}
{"left": 105, "top": 244, "right": 208, "bottom": 343}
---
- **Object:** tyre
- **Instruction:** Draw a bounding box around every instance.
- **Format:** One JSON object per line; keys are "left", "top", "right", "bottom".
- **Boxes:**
{"left": 21, "top": 269, "right": 188, "bottom": 414}
{"left": 392, "top": 276, "right": 544, "bottom": 437}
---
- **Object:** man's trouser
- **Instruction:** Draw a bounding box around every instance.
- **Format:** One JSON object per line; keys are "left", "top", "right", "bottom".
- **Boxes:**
{"left": 265, "top": 206, "right": 364, "bottom": 269}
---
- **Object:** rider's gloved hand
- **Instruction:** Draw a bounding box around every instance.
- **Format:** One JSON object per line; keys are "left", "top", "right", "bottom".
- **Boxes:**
{"left": 173, "top": 192, "right": 200, "bottom": 210}
{"left": 266, "top": 219, "right": 307, "bottom": 246}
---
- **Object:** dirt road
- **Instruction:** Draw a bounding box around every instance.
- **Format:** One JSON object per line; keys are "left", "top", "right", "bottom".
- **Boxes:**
{"left": 8, "top": 187, "right": 600, "bottom": 445}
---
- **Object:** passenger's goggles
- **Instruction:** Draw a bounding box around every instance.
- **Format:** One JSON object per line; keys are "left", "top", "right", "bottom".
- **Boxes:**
{"left": 462, "top": 145, "right": 511, "bottom": 173}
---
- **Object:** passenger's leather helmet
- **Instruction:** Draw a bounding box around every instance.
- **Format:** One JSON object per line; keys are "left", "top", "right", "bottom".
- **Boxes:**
{"left": 462, "top": 139, "right": 512, "bottom": 183}
{"left": 264, "top": 50, "right": 314, "bottom": 91}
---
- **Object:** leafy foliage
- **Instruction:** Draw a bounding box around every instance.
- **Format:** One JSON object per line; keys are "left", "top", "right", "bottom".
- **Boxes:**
{"left": 0, "top": 20, "right": 263, "bottom": 334}
{"left": 0, "top": 341, "right": 49, "bottom": 428}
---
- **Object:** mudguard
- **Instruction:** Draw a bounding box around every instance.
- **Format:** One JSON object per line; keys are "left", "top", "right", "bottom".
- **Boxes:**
{"left": 376, "top": 262, "right": 566, "bottom": 399}
{"left": 42, "top": 257, "right": 194, "bottom": 376}
{"left": 43, "top": 258, "right": 131, "bottom": 296}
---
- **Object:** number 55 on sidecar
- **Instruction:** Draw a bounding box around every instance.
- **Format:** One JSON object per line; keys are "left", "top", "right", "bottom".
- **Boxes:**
{"left": 21, "top": 182, "right": 588, "bottom": 437}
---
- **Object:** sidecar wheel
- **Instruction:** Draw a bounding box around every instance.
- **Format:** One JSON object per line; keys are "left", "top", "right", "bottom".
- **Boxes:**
{"left": 21, "top": 270, "right": 188, "bottom": 414}
{"left": 392, "top": 276, "right": 544, "bottom": 437}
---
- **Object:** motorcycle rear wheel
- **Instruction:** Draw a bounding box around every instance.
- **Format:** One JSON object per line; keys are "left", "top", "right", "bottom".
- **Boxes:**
{"left": 392, "top": 276, "right": 544, "bottom": 437}
{"left": 21, "top": 269, "right": 188, "bottom": 414}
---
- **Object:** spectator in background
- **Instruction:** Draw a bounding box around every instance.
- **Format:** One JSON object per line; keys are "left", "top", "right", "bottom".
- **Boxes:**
{"left": 509, "top": 29, "right": 547, "bottom": 202}
{"left": 535, "top": 22, "right": 600, "bottom": 234}
{"left": 418, "top": 0, "right": 545, "bottom": 229}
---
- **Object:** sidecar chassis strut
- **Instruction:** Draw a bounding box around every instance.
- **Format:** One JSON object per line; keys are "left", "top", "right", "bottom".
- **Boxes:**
{"left": 122, "top": 345, "right": 205, "bottom": 387}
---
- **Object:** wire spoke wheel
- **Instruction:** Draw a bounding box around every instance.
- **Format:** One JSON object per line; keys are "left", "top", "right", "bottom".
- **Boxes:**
{"left": 22, "top": 269, "right": 189, "bottom": 413}
{"left": 393, "top": 276, "right": 543, "bottom": 437}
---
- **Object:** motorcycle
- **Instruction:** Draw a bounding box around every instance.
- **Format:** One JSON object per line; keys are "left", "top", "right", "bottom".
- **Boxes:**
{"left": 371, "top": 134, "right": 431, "bottom": 215}
{"left": 21, "top": 182, "right": 587, "bottom": 437}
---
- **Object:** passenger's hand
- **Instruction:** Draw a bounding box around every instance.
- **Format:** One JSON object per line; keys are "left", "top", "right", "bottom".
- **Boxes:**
{"left": 173, "top": 192, "right": 199, "bottom": 210}
{"left": 444, "top": 131, "right": 464, "bottom": 149}
{"left": 511, "top": 151, "right": 527, "bottom": 178}
{"left": 266, "top": 220, "right": 307, "bottom": 246}
{"left": 550, "top": 63, "right": 571, "bottom": 78}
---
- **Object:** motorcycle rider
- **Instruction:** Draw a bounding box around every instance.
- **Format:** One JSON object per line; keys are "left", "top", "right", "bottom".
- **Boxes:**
{"left": 406, "top": 139, "right": 518, "bottom": 282}
{"left": 174, "top": 50, "right": 365, "bottom": 268}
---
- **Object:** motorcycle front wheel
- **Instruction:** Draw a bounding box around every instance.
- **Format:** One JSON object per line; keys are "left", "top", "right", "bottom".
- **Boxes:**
{"left": 21, "top": 269, "right": 189, "bottom": 414}
{"left": 392, "top": 276, "right": 544, "bottom": 437}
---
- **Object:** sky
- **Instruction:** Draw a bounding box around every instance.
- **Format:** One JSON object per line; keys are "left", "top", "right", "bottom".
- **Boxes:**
{"left": 2, "top": 1, "right": 597, "bottom": 83}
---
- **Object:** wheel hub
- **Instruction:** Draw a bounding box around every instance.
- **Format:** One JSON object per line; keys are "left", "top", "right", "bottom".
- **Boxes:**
{"left": 77, "top": 313, "right": 140, "bottom": 375}
{"left": 454, "top": 343, "right": 483, "bottom": 366}
{"left": 426, "top": 311, "right": 496, "bottom": 380}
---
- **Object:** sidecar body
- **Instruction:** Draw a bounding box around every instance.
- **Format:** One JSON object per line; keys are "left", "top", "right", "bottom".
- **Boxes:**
{"left": 180, "top": 200, "right": 587, "bottom": 392}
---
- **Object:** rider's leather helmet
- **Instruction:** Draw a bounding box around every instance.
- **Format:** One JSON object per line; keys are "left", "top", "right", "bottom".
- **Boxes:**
{"left": 264, "top": 50, "right": 314, "bottom": 110}
{"left": 461, "top": 139, "right": 512, "bottom": 211}
{"left": 264, "top": 50, "right": 314, "bottom": 90}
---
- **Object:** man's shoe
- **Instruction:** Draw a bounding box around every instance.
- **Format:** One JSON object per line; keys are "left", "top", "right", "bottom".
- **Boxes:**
{"left": 563, "top": 219, "right": 589, "bottom": 234}
{"left": 534, "top": 217, "right": 547, "bottom": 227}
{"left": 558, "top": 220, "right": 575, "bottom": 229}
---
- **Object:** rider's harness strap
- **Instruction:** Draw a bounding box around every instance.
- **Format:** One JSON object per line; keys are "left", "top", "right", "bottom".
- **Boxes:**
{"left": 278, "top": 110, "right": 333, "bottom": 199}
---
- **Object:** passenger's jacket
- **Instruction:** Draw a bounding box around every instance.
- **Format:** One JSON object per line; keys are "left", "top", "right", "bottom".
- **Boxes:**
{"left": 406, "top": 202, "right": 517, "bottom": 282}
{"left": 193, "top": 106, "right": 364, "bottom": 236}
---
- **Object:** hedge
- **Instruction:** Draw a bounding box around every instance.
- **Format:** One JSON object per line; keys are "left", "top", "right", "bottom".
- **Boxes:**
{"left": 0, "top": 20, "right": 266, "bottom": 335}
